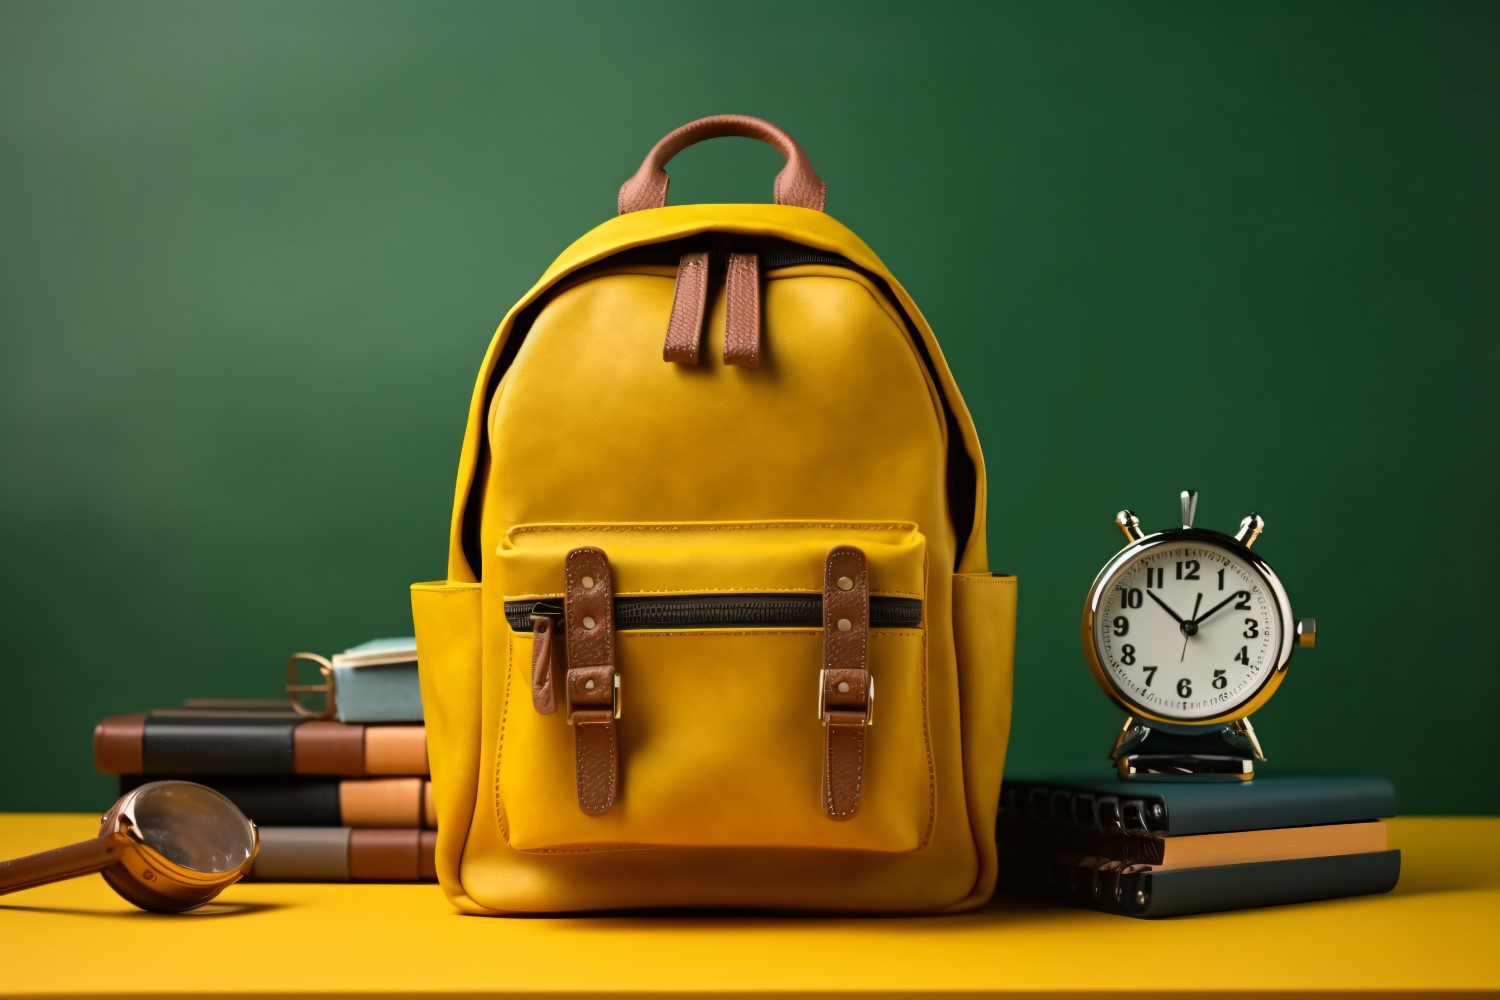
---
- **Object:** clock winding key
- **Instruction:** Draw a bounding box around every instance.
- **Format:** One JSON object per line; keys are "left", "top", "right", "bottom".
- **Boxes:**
{"left": 1115, "top": 509, "right": 1146, "bottom": 542}
{"left": 1235, "top": 512, "right": 1265, "bottom": 549}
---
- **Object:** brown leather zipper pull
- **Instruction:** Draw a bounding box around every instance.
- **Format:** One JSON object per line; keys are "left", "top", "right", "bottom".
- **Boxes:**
{"left": 564, "top": 548, "right": 620, "bottom": 815}
{"left": 663, "top": 250, "right": 710, "bottom": 364}
{"left": 530, "top": 613, "right": 560, "bottom": 715}
{"left": 819, "top": 545, "right": 870, "bottom": 821}
{"left": 723, "top": 250, "right": 761, "bottom": 367}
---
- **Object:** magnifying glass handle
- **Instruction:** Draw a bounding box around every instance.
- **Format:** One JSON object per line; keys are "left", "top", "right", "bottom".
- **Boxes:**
{"left": 0, "top": 835, "right": 121, "bottom": 896}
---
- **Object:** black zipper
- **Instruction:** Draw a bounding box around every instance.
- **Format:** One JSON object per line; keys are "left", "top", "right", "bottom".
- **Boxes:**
{"left": 506, "top": 593, "right": 922, "bottom": 633}
{"left": 758, "top": 247, "right": 855, "bottom": 270}
{"left": 606, "top": 239, "right": 857, "bottom": 274}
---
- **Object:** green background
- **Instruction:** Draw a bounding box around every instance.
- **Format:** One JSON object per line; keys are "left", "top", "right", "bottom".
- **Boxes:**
{"left": 2, "top": 1, "right": 1496, "bottom": 813}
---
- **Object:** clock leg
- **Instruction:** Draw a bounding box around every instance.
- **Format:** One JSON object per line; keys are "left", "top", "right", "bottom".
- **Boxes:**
{"left": 1226, "top": 717, "right": 1266, "bottom": 762}
{"left": 1108, "top": 716, "right": 1151, "bottom": 759}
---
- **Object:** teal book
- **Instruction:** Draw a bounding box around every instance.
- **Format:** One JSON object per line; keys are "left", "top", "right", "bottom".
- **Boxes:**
{"left": 997, "top": 774, "right": 1400, "bottom": 918}
{"left": 290, "top": 638, "right": 423, "bottom": 724}
{"left": 998, "top": 849, "right": 1401, "bottom": 918}
{"left": 1002, "top": 774, "right": 1396, "bottom": 836}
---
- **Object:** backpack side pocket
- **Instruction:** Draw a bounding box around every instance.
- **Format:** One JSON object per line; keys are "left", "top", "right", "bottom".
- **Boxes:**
{"left": 950, "top": 572, "right": 1017, "bottom": 908}
{"left": 411, "top": 580, "right": 485, "bottom": 911}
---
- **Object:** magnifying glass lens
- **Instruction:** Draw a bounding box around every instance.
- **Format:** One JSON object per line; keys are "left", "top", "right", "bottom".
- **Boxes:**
{"left": 131, "top": 781, "right": 257, "bottom": 874}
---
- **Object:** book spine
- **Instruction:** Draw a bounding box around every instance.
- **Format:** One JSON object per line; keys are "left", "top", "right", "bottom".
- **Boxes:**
{"left": 250, "top": 828, "right": 352, "bottom": 881}
{"left": 998, "top": 782, "right": 1164, "bottom": 867}
{"left": 247, "top": 828, "right": 438, "bottom": 882}
{"left": 118, "top": 776, "right": 433, "bottom": 827}
{"left": 362, "top": 725, "right": 429, "bottom": 775}
{"left": 95, "top": 715, "right": 429, "bottom": 777}
{"left": 1000, "top": 781, "right": 1168, "bottom": 837}
{"left": 348, "top": 829, "right": 438, "bottom": 881}
{"left": 338, "top": 777, "right": 434, "bottom": 829}
{"left": 148, "top": 717, "right": 297, "bottom": 775}
{"left": 93, "top": 714, "right": 146, "bottom": 774}
{"left": 1002, "top": 776, "right": 1398, "bottom": 838}
{"left": 97, "top": 715, "right": 298, "bottom": 775}
{"left": 292, "top": 721, "right": 368, "bottom": 775}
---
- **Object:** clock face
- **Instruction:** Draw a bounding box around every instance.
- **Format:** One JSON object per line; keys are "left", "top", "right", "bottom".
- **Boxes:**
{"left": 1093, "top": 540, "right": 1284, "bottom": 721}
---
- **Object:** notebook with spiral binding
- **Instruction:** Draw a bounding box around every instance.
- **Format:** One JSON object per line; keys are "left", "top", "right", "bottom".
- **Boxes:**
{"left": 999, "top": 847, "right": 1401, "bottom": 918}
{"left": 997, "top": 775, "right": 1401, "bottom": 917}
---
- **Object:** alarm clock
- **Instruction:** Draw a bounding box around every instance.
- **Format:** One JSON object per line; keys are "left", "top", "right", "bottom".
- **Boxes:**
{"left": 1081, "top": 490, "right": 1316, "bottom": 780}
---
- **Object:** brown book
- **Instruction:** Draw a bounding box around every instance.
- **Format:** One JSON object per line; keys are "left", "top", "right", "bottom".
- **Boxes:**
{"left": 94, "top": 712, "right": 427, "bottom": 777}
{"left": 249, "top": 828, "right": 438, "bottom": 882}
{"left": 342, "top": 776, "right": 438, "bottom": 829}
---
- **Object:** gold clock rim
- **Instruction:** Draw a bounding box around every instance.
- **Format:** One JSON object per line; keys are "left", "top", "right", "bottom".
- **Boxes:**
{"left": 1080, "top": 527, "right": 1299, "bottom": 727}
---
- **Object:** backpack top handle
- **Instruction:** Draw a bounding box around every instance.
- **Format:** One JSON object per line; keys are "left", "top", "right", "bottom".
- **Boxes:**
{"left": 617, "top": 114, "right": 827, "bottom": 215}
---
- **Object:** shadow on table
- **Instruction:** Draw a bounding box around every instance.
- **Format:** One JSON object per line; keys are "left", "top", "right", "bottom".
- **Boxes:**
{"left": 0, "top": 899, "right": 287, "bottom": 919}
{"left": 524, "top": 892, "right": 1079, "bottom": 931}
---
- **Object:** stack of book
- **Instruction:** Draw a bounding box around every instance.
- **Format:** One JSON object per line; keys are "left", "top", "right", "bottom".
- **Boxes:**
{"left": 997, "top": 774, "right": 1401, "bottom": 917}
{"left": 92, "top": 639, "right": 436, "bottom": 883}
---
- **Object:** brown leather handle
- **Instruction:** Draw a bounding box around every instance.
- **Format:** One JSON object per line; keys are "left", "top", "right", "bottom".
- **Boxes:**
{"left": 618, "top": 114, "right": 826, "bottom": 215}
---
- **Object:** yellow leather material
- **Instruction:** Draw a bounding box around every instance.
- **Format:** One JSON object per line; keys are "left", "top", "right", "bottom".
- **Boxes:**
{"left": 414, "top": 200, "right": 1013, "bottom": 914}
{"left": 498, "top": 522, "right": 926, "bottom": 600}
{"left": 496, "top": 522, "right": 931, "bottom": 852}
{"left": 409, "top": 581, "right": 489, "bottom": 914}
{"left": 952, "top": 572, "right": 1019, "bottom": 900}
{"left": 442, "top": 205, "right": 989, "bottom": 583}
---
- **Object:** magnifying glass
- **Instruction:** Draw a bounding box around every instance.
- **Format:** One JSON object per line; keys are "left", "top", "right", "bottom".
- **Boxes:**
{"left": 0, "top": 780, "right": 259, "bottom": 912}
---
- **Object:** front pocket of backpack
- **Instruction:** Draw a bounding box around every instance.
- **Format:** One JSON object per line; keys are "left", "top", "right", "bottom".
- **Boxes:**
{"left": 492, "top": 521, "right": 933, "bottom": 854}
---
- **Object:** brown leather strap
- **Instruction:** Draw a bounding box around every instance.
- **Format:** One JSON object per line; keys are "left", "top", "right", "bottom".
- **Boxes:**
{"left": 564, "top": 548, "right": 619, "bottom": 815}
{"left": 820, "top": 546, "right": 870, "bottom": 820}
{"left": 723, "top": 251, "right": 762, "bottom": 367}
{"left": 530, "top": 613, "right": 560, "bottom": 715}
{"left": 663, "top": 250, "right": 710, "bottom": 364}
{"left": 618, "top": 114, "right": 827, "bottom": 215}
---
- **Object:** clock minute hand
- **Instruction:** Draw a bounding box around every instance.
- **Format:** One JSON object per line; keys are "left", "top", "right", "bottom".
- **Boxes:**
{"left": 1145, "top": 590, "right": 1186, "bottom": 625}
{"left": 1192, "top": 592, "right": 1240, "bottom": 627}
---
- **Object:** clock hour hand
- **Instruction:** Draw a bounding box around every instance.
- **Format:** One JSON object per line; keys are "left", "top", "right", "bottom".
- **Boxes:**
{"left": 1145, "top": 590, "right": 1186, "bottom": 625}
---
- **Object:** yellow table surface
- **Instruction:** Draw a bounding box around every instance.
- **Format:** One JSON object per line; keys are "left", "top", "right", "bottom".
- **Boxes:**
{"left": 1, "top": 814, "right": 1495, "bottom": 999}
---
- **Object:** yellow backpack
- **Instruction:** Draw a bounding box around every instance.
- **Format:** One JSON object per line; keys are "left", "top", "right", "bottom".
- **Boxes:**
{"left": 411, "top": 115, "right": 1016, "bottom": 914}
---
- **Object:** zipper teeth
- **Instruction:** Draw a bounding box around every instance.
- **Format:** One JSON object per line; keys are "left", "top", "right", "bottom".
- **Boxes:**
{"left": 505, "top": 595, "right": 922, "bottom": 632}
{"left": 620, "top": 597, "right": 818, "bottom": 626}
{"left": 611, "top": 244, "right": 854, "bottom": 272}
{"left": 759, "top": 249, "right": 853, "bottom": 269}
